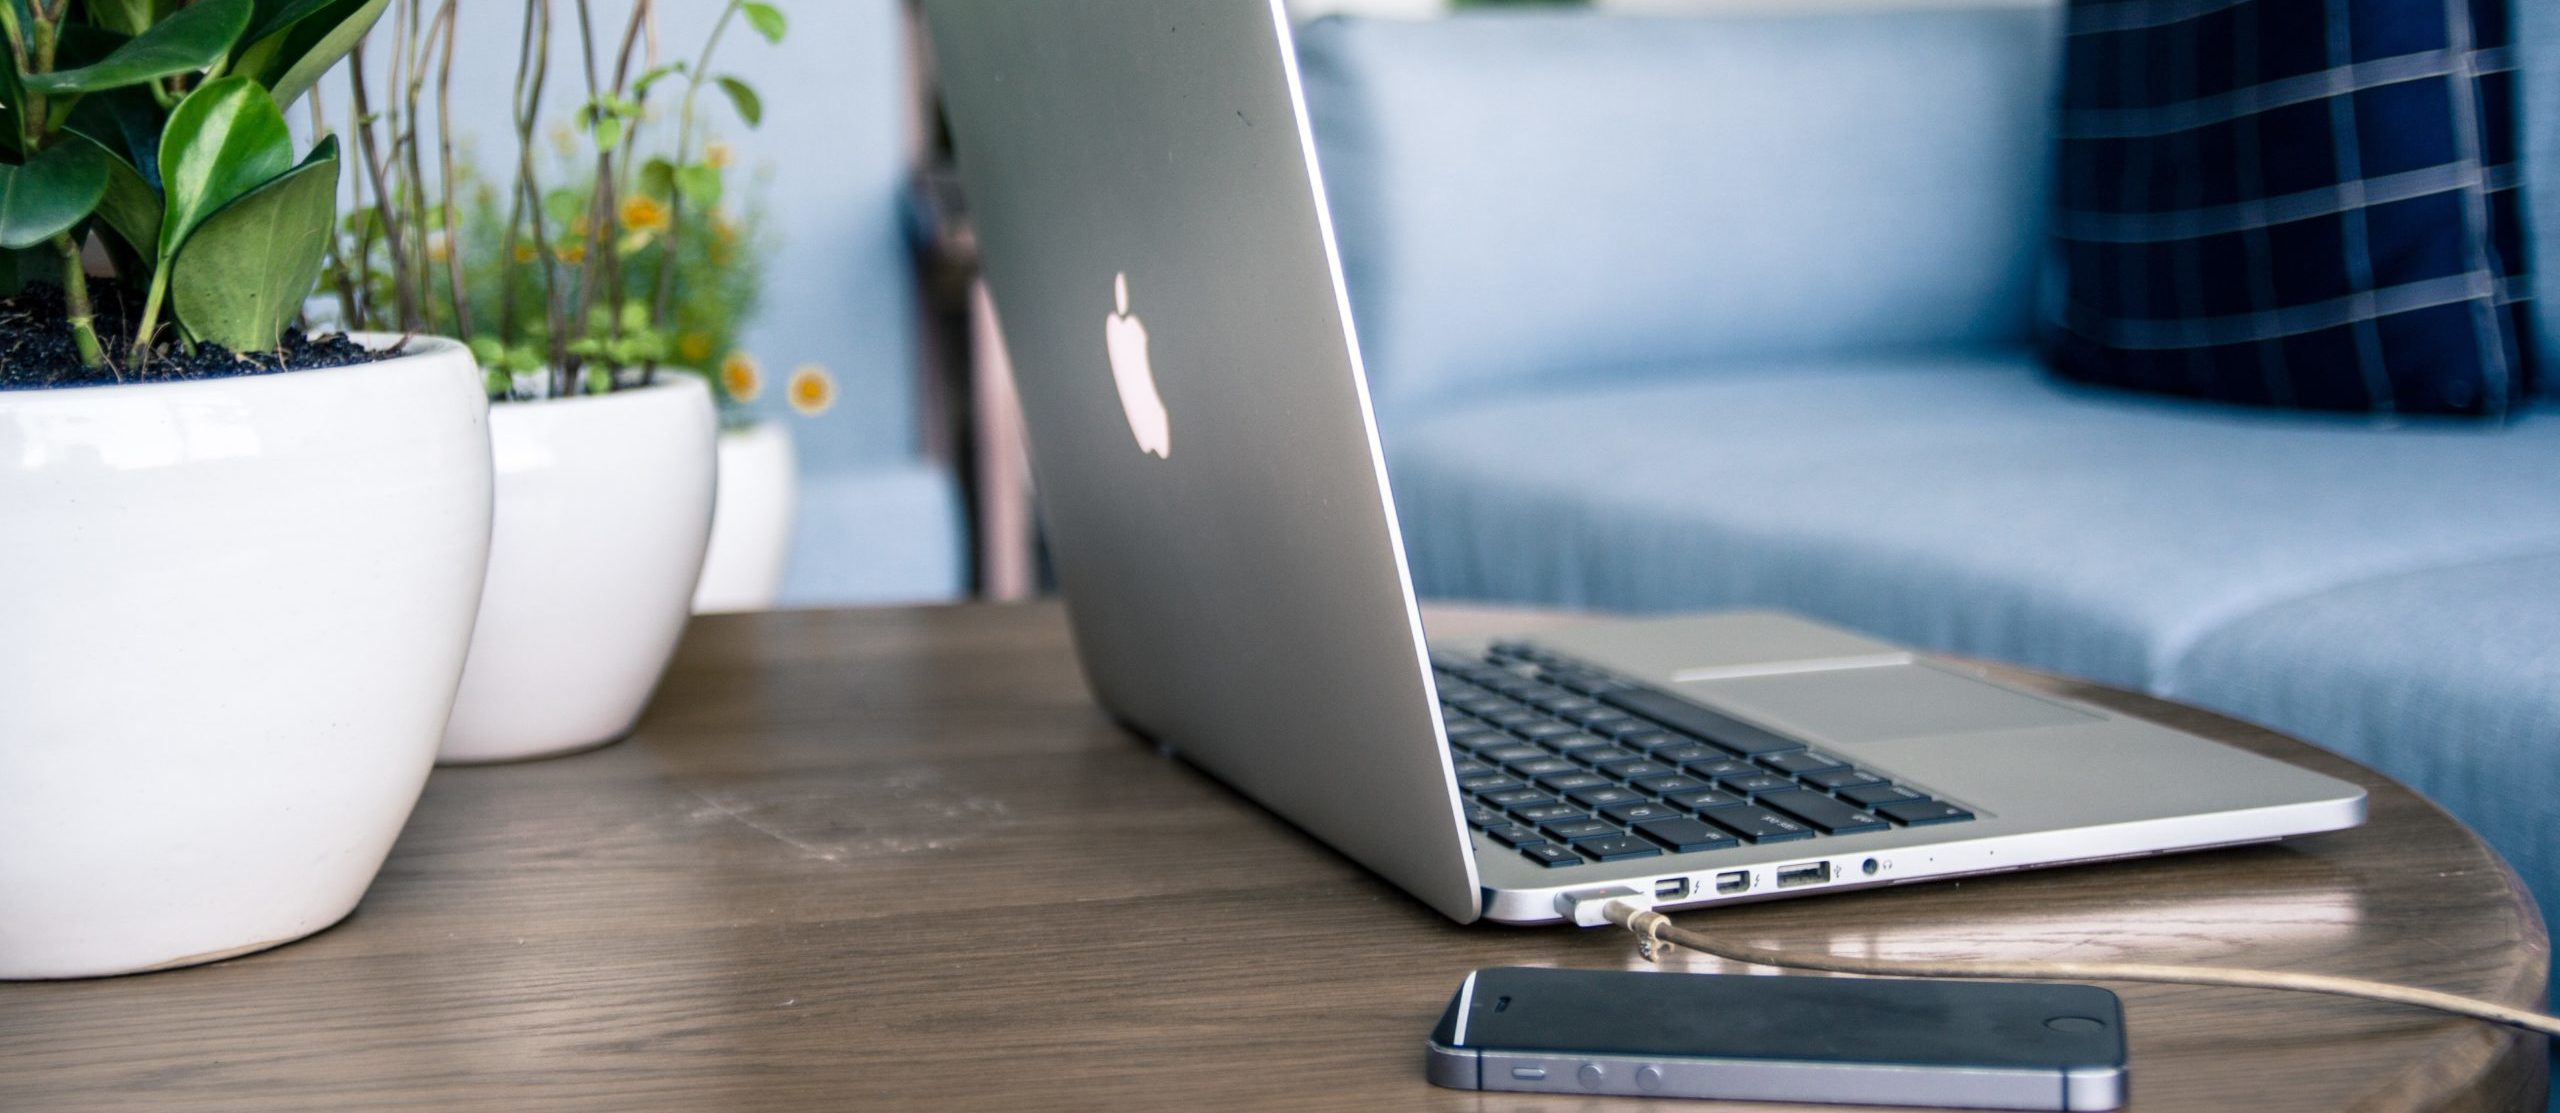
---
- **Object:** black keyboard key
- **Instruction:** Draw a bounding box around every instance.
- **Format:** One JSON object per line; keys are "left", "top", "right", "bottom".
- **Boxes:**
{"left": 1504, "top": 757, "right": 1579, "bottom": 779}
{"left": 1716, "top": 773, "right": 1797, "bottom": 797}
{"left": 1540, "top": 818, "right": 1619, "bottom": 842}
{"left": 1511, "top": 802, "right": 1586, "bottom": 824}
{"left": 1758, "top": 789, "right": 1891, "bottom": 835}
{"left": 1879, "top": 799, "right": 1976, "bottom": 826}
{"left": 1685, "top": 758, "right": 1760, "bottom": 781}
{"left": 1543, "top": 733, "right": 1612, "bottom": 755}
{"left": 1759, "top": 750, "right": 1847, "bottom": 776}
{"left": 1450, "top": 759, "right": 1495, "bottom": 778}
{"left": 1572, "top": 747, "right": 1641, "bottom": 768}
{"left": 1574, "top": 835, "right": 1662, "bottom": 862}
{"left": 1567, "top": 786, "right": 1646, "bottom": 810}
{"left": 1464, "top": 805, "right": 1503, "bottom": 828}
{"left": 1487, "top": 824, "right": 1548, "bottom": 848}
{"left": 1664, "top": 787, "right": 1744, "bottom": 812}
{"left": 1567, "top": 707, "right": 1636, "bottom": 728}
{"left": 1518, "top": 843, "right": 1582, "bottom": 868}
{"left": 1803, "top": 767, "right": 1884, "bottom": 791}
{"left": 1633, "top": 817, "right": 1743, "bottom": 853}
{"left": 1631, "top": 774, "right": 1708, "bottom": 796}
{"left": 1602, "top": 688, "right": 1807, "bottom": 757}
{"left": 1534, "top": 771, "right": 1611, "bottom": 793}
{"left": 1702, "top": 806, "right": 1816, "bottom": 844}
{"left": 1444, "top": 720, "right": 1496, "bottom": 740}
{"left": 1648, "top": 742, "right": 1723, "bottom": 765}
{"left": 1459, "top": 774, "right": 1525, "bottom": 794}
{"left": 1512, "top": 721, "right": 1577, "bottom": 741}
{"left": 1486, "top": 708, "right": 1542, "bottom": 728}
{"left": 1482, "top": 788, "right": 1553, "bottom": 808}
{"left": 1539, "top": 697, "right": 1600, "bottom": 717}
{"left": 1476, "top": 743, "right": 1547, "bottom": 764}
{"left": 1598, "top": 759, "right": 1672, "bottom": 781}
{"left": 1600, "top": 801, "right": 1683, "bottom": 826}
{"left": 1602, "top": 722, "right": 1670, "bottom": 743}
{"left": 1839, "top": 783, "right": 1923, "bottom": 807}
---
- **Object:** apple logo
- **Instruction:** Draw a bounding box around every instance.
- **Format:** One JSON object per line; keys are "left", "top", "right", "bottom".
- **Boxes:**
{"left": 1103, "top": 272, "right": 1171, "bottom": 458}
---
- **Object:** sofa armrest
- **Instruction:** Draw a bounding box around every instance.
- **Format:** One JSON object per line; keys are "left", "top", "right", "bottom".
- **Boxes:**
{"left": 1295, "top": 4, "right": 2063, "bottom": 418}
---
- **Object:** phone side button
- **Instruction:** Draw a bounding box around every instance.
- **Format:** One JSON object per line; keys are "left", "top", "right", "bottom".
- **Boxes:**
{"left": 1635, "top": 1065, "right": 1664, "bottom": 1093}
{"left": 1509, "top": 1066, "right": 1547, "bottom": 1082}
{"left": 1577, "top": 1062, "right": 1606, "bottom": 1089}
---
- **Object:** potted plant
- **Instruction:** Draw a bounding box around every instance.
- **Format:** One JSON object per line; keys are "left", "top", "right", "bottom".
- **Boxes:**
{"left": 0, "top": 0, "right": 492, "bottom": 978}
{"left": 459, "top": 144, "right": 833, "bottom": 614}
{"left": 335, "top": 0, "right": 784, "bottom": 762}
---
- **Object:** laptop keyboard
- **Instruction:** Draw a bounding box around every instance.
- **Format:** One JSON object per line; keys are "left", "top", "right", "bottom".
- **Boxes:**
{"left": 1435, "top": 643, "right": 1976, "bottom": 870}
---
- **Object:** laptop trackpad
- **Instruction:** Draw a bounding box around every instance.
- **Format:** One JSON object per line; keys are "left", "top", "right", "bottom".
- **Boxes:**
{"left": 1678, "top": 663, "right": 2098, "bottom": 745}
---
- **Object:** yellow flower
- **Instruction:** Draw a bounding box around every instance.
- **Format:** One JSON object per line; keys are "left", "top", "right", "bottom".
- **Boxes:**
{"left": 787, "top": 364, "right": 835, "bottom": 416}
{"left": 559, "top": 241, "right": 588, "bottom": 265}
{"left": 713, "top": 215, "right": 739, "bottom": 243}
{"left": 619, "top": 195, "right": 669, "bottom": 235}
{"left": 425, "top": 230, "right": 451, "bottom": 264}
{"left": 705, "top": 141, "right": 734, "bottom": 169}
{"left": 513, "top": 242, "right": 539, "bottom": 265}
{"left": 721, "top": 352, "right": 763, "bottom": 403}
{"left": 678, "top": 332, "right": 715, "bottom": 365}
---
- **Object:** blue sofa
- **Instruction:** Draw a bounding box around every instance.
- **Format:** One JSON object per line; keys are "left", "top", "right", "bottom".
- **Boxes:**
{"left": 1296, "top": 0, "right": 2560, "bottom": 1005}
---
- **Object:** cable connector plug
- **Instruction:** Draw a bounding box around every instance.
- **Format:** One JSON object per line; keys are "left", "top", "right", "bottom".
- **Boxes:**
{"left": 1555, "top": 887, "right": 1653, "bottom": 929}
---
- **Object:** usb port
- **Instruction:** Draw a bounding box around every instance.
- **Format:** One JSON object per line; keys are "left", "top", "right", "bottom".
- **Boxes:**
{"left": 1776, "top": 862, "right": 1832, "bottom": 888}
{"left": 1654, "top": 877, "right": 1692, "bottom": 901}
{"left": 1714, "top": 870, "right": 1751, "bottom": 895}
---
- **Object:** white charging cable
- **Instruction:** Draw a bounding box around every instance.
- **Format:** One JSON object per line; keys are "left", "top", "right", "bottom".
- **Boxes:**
{"left": 1560, "top": 890, "right": 2560, "bottom": 1038}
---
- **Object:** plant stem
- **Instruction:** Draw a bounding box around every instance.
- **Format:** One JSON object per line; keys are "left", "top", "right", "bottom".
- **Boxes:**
{"left": 432, "top": 0, "right": 469, "bottom": 341}
{"left": 653, "top": 0, "right": 744, "bottom": 346}
{"left": 52, "top": 232, "right": 104, "bottom": 371}
{"left": 131, "top": 268, "right": 169, "bottom": 360}
{"left": 347, "top": 48, "right": 417, "bottom": 331}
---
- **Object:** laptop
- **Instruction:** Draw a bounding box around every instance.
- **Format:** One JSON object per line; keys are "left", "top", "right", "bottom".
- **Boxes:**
{"left": 921, "top": 0, "right": 2366, "bottom": 925}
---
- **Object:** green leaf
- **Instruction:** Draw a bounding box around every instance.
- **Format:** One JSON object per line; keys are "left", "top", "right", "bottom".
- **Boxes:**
{"left": 740, "top": 1, "right": 786, "bottom": 44}
{"left": 592, "top": 114, "right": 624, "bottom": 153}
{"left": 241, "top": 0, "right": 345, "bottom": 49}
{"left": 631, "top": 61, "right": 685, "bottom": 101}
{"left": 251, "top": 0, "right": 386, "bottom": 110}
{"left": 171, "top": 134, "right": 336, "bottom": 353}
{"left": 156, "top": 76, "right": 293, "bottom": 271}
{"left": 62, "top": 131, "right": 160, "bottom": 260}
{"left": 714, "top": 75, "right": 762, "bottom": 127}
{"left": 87, "top": 0, "right": 161, "bottom": 36}
{"left": 0, "top": 140, "right": 110, "bottom": 249}
{"left": 675, "top": 163, "right": 721, "bottom": 209}
{"left": 21, "top": 0, "right": 252, "bottom": 95}
{"left": 66, "top": 86, "right": 166, "bottom": 187}
{"left": 639, "top": 156, "right": 676, "bottom": 200}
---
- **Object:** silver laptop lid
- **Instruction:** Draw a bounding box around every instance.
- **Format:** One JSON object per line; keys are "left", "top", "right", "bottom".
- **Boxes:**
{"left": 925, "top": 0, "right": 1481, "bottom": 920}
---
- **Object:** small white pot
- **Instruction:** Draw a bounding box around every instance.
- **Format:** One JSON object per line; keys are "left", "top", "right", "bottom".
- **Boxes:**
{"left": 440, "top": 374, "right": 717, "bottom": 764}
{"left": 693, "top": 419, "right": 799, "bottom": 614}
{"left": 0, "top": 336, "right": 493, "bottom": 979}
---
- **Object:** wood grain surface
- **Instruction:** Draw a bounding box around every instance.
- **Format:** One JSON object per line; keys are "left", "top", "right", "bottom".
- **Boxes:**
{"left": 1, "top": 603, "right": 2546, "bottom": 1112}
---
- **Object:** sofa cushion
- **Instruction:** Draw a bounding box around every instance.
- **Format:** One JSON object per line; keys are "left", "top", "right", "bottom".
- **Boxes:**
{"left": 2164, "top": 552, "right": 2560, "bottom": 949}
{"left": 1295, "top": 7, "right": 2061, "bottom": 419}
{"left": 1385, "top": 354, "right": 2560, "bottom": 690}
{"left": 2045, "top": 0, "right": 2533, "bottom": 417}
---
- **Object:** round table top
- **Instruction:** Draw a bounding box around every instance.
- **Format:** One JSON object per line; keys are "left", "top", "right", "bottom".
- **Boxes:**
{"left": 0, "top": 602, "right": 2544, "bottom": 1113}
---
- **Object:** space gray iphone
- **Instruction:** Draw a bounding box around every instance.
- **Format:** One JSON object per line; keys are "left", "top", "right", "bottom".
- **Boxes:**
{"left": 1427, "top": 966, "right": 2126, "bottom": 1111}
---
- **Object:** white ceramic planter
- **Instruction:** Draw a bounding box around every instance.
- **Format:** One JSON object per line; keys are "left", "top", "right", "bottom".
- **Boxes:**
{"left": 693, "top": 420, "right": 799, "bottom": 614}
{"left": 440, "top": 374, "right": 717, "bottom": 763}
{"left": 0, "top": 336, "right": 493, "bottom": 979}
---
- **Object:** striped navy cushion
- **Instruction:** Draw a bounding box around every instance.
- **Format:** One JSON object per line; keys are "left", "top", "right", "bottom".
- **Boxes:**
{"left": 2046, "top": 0, "right": 2534, "bottom": 417}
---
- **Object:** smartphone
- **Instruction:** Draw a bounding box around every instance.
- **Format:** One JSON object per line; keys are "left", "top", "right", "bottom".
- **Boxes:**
{"left": 1426, "top": 966, "right": 2126, "bottom": 1111}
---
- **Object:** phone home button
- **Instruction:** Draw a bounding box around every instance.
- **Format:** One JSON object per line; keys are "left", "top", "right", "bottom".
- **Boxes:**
{"left": 1635, "top": 1065, "right": 1665, "bottom": 1093}
{"left": 1577, "top": 1062, "right": 1606, "bottom": 1089}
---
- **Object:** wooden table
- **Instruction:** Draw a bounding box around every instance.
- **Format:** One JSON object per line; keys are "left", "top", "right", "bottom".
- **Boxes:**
{"left": 3, "top": 604, "right": 2547, "bottom": 1112}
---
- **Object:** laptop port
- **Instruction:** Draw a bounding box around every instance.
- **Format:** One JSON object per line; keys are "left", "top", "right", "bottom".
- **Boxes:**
{"left": 1776, "top": 861, "right": 1832, "bottom": 888}
{"left": 1655, "top": 877, "right": 1692, "bottom": 901}
{"left": 1714, "top": 870, "right": 1751, "bottom": 895}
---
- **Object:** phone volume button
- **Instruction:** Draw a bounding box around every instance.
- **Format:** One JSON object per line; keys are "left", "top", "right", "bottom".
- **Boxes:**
{"left": 1635, "top": 1065, "right": 1664, "bottom": 1093}
{"left": 1577, "top": 1062, "right": 1606, "bottom": 1089}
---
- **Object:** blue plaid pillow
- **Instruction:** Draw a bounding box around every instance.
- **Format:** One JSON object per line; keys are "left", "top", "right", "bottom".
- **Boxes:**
{"left": 2046, "top": 0, "right": 2534, "bottom": 417}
